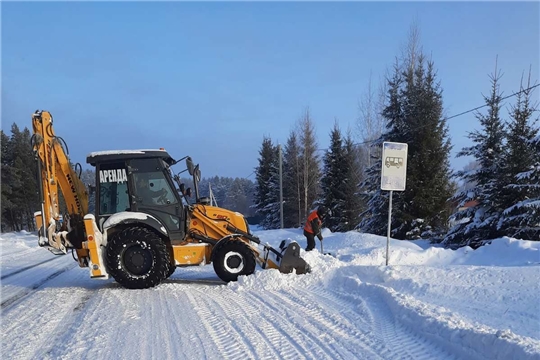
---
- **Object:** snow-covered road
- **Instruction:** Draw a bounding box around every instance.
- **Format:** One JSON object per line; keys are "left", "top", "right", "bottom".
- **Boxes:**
{"left": 1, "top": 229, "right": 539, "bottom": 360}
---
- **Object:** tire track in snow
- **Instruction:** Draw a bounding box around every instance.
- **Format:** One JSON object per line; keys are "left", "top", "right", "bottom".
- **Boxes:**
{"left": 262, "top": 288, "right": 383, "bottom": 360}
{"left": 0, "top": 269, "right": 97, "bottom": 360}
{"left": 293, "top": 285, "right": 389, "bottom": 358}
{"left": 1, "top": 262, "right": 77, "bottom": 310}
{"left": 192, "top": 287, "right": 303, "bottom": 360}
{"left": 161, "top": 289, "right": 215, "bottom": 360}
{"left": 1, "top": 256, "right": 63, "bottom": 280}
{"left": 45, "top": 285, "right": 148, "bottom": 360}
{"left": 145, "top": 287, "right": 210, "bottom": 360}
{"left": 248, "top": 291, "right": 358, "bottom": 360}
{"left": 246, "top": 293, "right": 322, "bottom": 360}
{"left": 193, "top": 288, "right": 278, "bottom": 360}
{"left": 184, "top": 289, "right": 255, "bottom": 359}
{"left": 33, "top": 291, "right": 97, "bottom": 360}
{"left": 332, "top": 285, "right": 456, "bottom": 360}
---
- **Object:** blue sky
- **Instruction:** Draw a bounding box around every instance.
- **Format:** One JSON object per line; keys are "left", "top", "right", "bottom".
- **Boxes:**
{"left": 2, "top": 2, "right": 539, "bottom": 179}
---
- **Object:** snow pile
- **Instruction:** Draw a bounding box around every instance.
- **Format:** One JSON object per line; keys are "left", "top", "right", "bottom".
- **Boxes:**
{"left": 247, "top": 227, "right": 540, "bottom": 358}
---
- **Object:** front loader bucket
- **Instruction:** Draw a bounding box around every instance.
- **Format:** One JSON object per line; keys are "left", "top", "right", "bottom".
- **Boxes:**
{"left": 276, "top": 240, "right": 311, "bottom": 275}
{"left": 224, "top": 224, "right": 312, "bottom": 275}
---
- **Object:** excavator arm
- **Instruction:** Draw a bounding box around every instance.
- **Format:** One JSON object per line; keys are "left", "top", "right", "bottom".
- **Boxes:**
{"left": 31, "top": 110, "right": 89, "bottom": 255}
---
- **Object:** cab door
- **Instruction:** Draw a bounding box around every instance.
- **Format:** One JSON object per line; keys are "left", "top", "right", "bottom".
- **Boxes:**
{"left": 128, "top": 158, "right": 185, "bottom": 242}
{"left": 95, "top": 161, "right": 132, "bottom": 231}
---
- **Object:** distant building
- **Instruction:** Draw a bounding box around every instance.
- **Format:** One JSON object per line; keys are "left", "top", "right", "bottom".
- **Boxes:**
{"left": 448, "top": 199, "right": 480, "bottom": 228}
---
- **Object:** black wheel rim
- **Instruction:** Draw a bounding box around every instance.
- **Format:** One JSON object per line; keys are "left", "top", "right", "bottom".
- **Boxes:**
{"left": 122, "top": 244, "right": 153, "bottom": 276}
{"left": 226, "top": 255, "right": 242, "bottom": 269}
{"left": 224, "top": 251, "right": 245, "bottom": 274}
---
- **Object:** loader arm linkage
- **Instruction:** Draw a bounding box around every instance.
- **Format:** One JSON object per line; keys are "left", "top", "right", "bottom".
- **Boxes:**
{"left": 188, "top": 205, "right": 310, "bottom": 275}
{"left": 31, "top": 110, "right": 89, "bottom": 259}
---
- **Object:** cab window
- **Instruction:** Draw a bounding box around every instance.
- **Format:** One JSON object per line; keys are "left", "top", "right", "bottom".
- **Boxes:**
{"left": 98, "top": 162, "right": 130, "bottom": 215}
{"left": 133, "top": 171, "right": 178, "bottom": 206}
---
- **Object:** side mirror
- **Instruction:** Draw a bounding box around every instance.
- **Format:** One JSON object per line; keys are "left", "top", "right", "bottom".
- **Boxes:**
{"left": 186, "top": 157, "right": 194, "bottom": 176}
{"left": 194, "top": 165, "right": 201, "bottom": 182}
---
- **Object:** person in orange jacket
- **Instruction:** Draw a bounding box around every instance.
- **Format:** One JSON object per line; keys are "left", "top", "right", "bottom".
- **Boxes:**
{"left": 303, "top": 205, "right": 327, "bottom": 252}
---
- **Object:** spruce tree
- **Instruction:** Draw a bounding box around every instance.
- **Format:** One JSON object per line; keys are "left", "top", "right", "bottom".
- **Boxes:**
{"left": 498, "top": 73, "right": 540, "bottom": 239}
{"left": 342, "top": 130, "right": 364, "bottom": 231}
{"left": 444, "top": 65, "right": 507, "bottom": 248}
{"left": 254, "top": 136, "right": 280, "bottom": 229}
{"left": 395, "top": 56, "right": 453, "bottom": 240}
{"left": 20, "top": 128, "right": 40, "bottom": 230}
{"left": 282, "top": 130, "right": 302, "bottom": 228}
{"left": 7, "top": 124, "right": 27, "bottom": 231}
{"left": 320, "top": 121, "right": 347, "bottom": 231}
{"left": 264, "top": 147, "right": 282, "bottom": 229}
{"left": 1, "top": 130, "right": 15, "bottom": 231}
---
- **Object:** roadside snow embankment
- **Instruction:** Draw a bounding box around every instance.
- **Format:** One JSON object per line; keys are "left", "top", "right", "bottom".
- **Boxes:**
{"left": 250, "top": 228, "right": 540, "bottom": 359}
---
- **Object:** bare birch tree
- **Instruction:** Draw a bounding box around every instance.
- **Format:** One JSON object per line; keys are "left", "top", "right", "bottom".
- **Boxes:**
{"left": 298, "top": 108, "right": 321, "bottom": 221}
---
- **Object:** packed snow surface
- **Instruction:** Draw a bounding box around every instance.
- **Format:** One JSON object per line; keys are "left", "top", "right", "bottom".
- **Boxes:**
{"left": 1, "top": 228, "right": 539, "bottom": 359}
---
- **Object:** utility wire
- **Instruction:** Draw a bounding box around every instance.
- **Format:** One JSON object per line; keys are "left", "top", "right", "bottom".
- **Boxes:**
{"left": 316, "top": 82, "right": 540, "bottom": 151}
{"left": 245, "top": 82, "right": 539, "bottom": 177}
{"left": 445, "top": 82, "right": 539, "bottom": 121}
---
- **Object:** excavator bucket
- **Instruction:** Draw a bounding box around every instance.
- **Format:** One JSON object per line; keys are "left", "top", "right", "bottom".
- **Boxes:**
{"left": 256, "top": 239, "right": 311, "bottom": 275}
{"left": 276, "top": 240, "right": 311, "bottom": 275}
{"left": 224, "top": 225, "right": 311, "bottom": 275}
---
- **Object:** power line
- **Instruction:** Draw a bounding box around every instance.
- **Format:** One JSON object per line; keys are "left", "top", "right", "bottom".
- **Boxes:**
{"left": 246, "top": 82, "right": 539, "bottom": 177}
{"left": 316, "top": 82, "right": 540, "bottom": 151}
{"left": 445, "top": 83, "right": 540, "bottom": 121}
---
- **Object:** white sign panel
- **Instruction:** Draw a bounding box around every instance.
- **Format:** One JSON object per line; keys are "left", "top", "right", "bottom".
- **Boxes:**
{"left": 381, "top": 142, "right": 408, "bottom": 191}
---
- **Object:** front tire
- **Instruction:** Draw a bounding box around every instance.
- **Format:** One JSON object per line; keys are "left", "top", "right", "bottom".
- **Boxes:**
{"left": 212, "top": 239, "right": 256, "bottom": 282}
{"left": 106, "top": 227, "right": 170, "bottom": 289}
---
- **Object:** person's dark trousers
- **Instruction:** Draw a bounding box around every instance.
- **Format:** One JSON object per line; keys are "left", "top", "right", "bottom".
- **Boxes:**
{"left": 304, "top": 229, "right": 316, "bottom": 251}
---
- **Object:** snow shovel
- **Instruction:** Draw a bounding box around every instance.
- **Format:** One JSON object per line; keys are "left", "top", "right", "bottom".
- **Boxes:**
{"left": 319, "top": 239, "right": 334, "bottom": 257}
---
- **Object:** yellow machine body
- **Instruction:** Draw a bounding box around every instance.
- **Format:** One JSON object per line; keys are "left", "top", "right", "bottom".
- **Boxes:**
{"left": 31, "top": 110, "right": 310, "bottom": 289}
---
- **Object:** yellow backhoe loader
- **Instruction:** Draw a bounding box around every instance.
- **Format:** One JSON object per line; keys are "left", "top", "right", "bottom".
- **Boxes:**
{"left": 31, "top": 110, "right": 310, "bottom": 289}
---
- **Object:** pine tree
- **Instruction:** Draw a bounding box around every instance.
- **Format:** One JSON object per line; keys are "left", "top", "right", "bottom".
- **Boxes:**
{"left": 444, "top": 63, "right": 507, "bottom": 248}
{"left": 254, "top": 136, "right": 280, "bottom": 229}
{"left": 320, "top": 121, "right": 347, "bottom": 231}
{"left": 1, "top": 124, "right": 41, "bottom": 231}
{"left": 395, "top": 56, "right": 453, "bottom": 240}
{"left": 341, "top": 130, "right": 365, "bottom": 231}
{"left": 264, "top": 148, "right": 282, "bottom": 230}
{"left": 226, "top": 178, "right": 250, "bottom": 215}
{"left": 1, "top": 130, "right": 15, "bottom": 231}
{"left": 7, "top": 124, "right": 27, "bottom": 231}
{"left": 282, "top": 130, "right": 302, "bottom": 228}
{"left": 498, "top": 72, "right": 540, "bottom": 239}
{"left": 20, "top": 127, "right": 40, "bottom": 230}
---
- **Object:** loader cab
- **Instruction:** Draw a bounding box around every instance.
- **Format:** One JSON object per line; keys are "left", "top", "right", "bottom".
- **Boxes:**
{"left": 86, "top": 149, "right": 185, "bottom": 241}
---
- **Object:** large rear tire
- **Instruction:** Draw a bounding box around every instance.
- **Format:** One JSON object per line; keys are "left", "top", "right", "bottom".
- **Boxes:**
{"left": 212, "top": 239, "right": 256, "bottom": 282}
{"left": 105, "top": 227, "right": 170, "bottom": 289}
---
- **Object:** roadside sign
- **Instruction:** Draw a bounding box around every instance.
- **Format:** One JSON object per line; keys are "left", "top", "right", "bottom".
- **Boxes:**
{"left": 381, "top": 142, "right": 408, "bottom": 191}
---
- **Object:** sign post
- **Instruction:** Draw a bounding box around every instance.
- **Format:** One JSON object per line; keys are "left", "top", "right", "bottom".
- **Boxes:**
{"left": 380, "top": 142, "right": 408, "bottom": 266}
